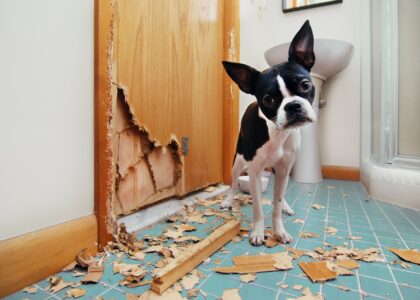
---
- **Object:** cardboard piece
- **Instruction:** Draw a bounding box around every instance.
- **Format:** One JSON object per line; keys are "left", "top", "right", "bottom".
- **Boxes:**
{"left": 298, "top": 261, "right": 338, "bottom": 283}
{"left": 388, "top": 248, "right": 420, "bottom": 265}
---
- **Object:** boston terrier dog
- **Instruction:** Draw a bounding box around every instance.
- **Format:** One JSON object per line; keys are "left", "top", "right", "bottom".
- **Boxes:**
{"left": 221, "top": 21, "right": 316, "bottom": 246}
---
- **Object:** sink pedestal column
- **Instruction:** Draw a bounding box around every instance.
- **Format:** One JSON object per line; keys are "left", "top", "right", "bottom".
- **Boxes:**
{"left": 291, "top": 75, "right": 324, "bottom": 183}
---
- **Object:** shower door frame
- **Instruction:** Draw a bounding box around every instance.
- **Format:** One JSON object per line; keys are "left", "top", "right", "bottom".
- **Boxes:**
{"left": 378, "top": 0, "right": 420, "bottom": 168}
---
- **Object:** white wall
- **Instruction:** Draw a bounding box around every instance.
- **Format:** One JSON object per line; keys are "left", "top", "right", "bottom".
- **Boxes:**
{"left": 0, "top": 0, "right": 94, "bottom": 240}
{"left": 240, "top": 0, "right": 361, "bottom": 167}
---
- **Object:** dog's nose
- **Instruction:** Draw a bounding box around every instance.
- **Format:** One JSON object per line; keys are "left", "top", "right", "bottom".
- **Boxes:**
{"left": 284, "top": 101, "right": 302, "bottom": 114}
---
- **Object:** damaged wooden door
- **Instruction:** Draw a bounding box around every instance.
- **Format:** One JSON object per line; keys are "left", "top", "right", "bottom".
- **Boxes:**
{"left": 110, "top": 0, "right": 225, "bottom": 215}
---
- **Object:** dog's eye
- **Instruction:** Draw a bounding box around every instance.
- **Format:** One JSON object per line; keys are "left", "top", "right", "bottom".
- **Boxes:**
{"left": 299, "top": 79, "right": 312, "bottom": 92}
{"left": 262, "top": 95, "right": 275, "bottom": 108}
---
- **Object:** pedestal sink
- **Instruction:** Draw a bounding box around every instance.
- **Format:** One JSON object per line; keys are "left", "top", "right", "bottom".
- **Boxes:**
{"left": 265, "top": 39, "right": 354, "bottom": 183}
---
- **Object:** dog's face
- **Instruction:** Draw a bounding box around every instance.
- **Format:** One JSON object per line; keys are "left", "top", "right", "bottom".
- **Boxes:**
{"left": 223, "top": 21, "right": 317, "bottom": 129}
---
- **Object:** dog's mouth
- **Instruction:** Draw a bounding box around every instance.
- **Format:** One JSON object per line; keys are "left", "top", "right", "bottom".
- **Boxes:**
{"left": 284, "top": 114, "right": 313, "bottom": 129}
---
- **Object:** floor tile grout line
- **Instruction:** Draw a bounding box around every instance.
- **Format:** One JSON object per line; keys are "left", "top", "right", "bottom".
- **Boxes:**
{"left": 351, "top": 182, "right": 404, "bottom": 300}
{"left": 339, "top": 181, "right": 363, "bottom": 300}
{"left": 34, "top": 283, "right": 60, "bottom": 300}
{"left": 319, "top": 181, "right": 331, "bottom": 297}
{"left": 394, "top": 206, "right": 420, "bottom": 233}
{"left": 325, "top": 281, "right": 396, "bottom": 300}
{"left": 357, "top": 272, "right": 420, "bottom": 291}
{"left": 371, "top": 200, "right": 410, "bottom": 249}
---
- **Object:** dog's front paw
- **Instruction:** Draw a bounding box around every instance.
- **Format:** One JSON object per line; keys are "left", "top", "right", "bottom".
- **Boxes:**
{"left": 274, "top": 230, "right": 293, "bottom": 244}
{"left": 249, "top": 231, "right": 265, "bottom": 246}
{"left": 249, "top": 222, "right": 265, "bottom": 246}
{"left": 220, "top": 197, "right": 233, "bottom": 209}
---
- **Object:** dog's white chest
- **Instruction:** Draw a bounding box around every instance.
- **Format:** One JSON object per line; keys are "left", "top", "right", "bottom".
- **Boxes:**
{"left": 251, "top": 126, "right": 300, "bottom": 171}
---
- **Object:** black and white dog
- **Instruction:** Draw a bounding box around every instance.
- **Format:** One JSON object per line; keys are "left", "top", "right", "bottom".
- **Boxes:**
{"left": 221, "top": 21, "right": 316, "bottom": 246}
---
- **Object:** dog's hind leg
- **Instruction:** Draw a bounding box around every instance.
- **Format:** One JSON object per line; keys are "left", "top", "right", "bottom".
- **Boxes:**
{"left": 221, "top": 154, "right": 246, "bottom": 209}
{"left": 282, "top": 197, "right": 295, "bottom": 216}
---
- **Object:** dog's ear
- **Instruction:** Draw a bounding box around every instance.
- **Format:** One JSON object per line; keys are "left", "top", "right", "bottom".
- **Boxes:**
{"left": 288, "top": 20, "right": 315, "bottom": 71}
{"left": 222, "top": 61, "right": 260, "bottom": 95}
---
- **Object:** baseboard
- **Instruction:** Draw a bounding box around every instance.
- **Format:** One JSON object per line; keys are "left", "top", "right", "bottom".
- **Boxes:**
{"left": 322, "top": 165, "right": 360, "bottom": 181}
{"left": 0, "top": 215, "right": 97, "bottom": 297}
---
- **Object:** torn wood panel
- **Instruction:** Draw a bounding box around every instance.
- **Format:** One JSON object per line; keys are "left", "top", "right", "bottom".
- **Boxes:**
{"left": 115, "top": 160, "right": 156, "bottom": 215}
{"left": 112, "top": 87, "right": 182, "bottom": 216}
{"left": 148, "top": 146, "right": 177, "bottom": 191}
{"left": 151, "top": 219, "right": 240, "bottom": 294}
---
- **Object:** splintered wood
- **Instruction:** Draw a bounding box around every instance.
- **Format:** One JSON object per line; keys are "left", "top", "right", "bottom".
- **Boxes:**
{"left": 151, "top": 219, "right": 240, "bottom": 294}
{"left": 388, "top": 248, "right": 420, "bottom": 265}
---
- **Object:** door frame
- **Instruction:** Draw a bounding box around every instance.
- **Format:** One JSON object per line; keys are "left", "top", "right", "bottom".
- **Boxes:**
{"left": 94, "top": 0, "right": 239, "bottom": 248}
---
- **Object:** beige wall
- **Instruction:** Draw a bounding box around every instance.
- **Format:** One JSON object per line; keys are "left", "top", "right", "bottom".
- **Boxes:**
{"left": 398, "top": 0, "right": 420, "bottom": 157}
{"left": 239, "top": 0, "right": 361, "bottom": 167}
{"left": 0, "top": 0, "right": 94, "bottom": 240}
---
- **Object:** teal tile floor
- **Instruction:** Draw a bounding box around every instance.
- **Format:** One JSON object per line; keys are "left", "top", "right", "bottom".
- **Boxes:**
{"left": 5, "top": 179, "right": 420, "bottom": 300}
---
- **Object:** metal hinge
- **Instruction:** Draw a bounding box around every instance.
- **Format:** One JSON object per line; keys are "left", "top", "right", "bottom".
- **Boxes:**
{"left": 182, "top": 136, "right": 189, "bottom": 156}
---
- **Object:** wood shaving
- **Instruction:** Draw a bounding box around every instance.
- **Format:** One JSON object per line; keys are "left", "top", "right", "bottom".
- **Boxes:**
{"left": 75, "top": 249, "right": 95, "bottom": 268}
{"left": 214, "top": 258, "right": 222, "bottom": 264}
{"left": 337, "top": 285, "right": 350, "bottom": 291}
{"left": 81, "top": 264, "right": 104, "bottom": 284}
{"left": 335, "top": 260, "right": 359, "bottom": 270}
{"left": 222, "top": 288, "right": 241, "bottom": 300}
{"left": 293, "top": 285, "right": 303, "bottom": 290}
{"left": 326, "top": 261, "right": 353, "bottom": 276}
{"left": 239, "top": 273, "right": 256, "bottom": 283}
{"left": 287, "top": 248, "right": 306, "bottom": 259}
{"left": 22, "top": 286, "right": 37, "bottom": 294}
{"left": 347, "top": 235, "right": 362, "bottom": 240}
{"left": 273, "top": 252, "right": 294, "bottom": 270}
{"left": 181, "top": 272, "right": 199, "bottom": 290}
{"left": 400, "top": 261, "right": 412, "bottom": 269}
{"left": 63, "top": 261, "right": 78, "bottom": 272}
{"left": 279, "top": 283, "right": 289, "bottom": 289}
{"left": 65, "top": 288, "right": 86, "bottom": 298}
{"left": 293, "top": 218, "right": 305, "bottom": 224}
{"left": 312, "top": 204, "right": 325, "bottom": 210}
{"left": 187, "top": 289, "right": 199, "bottom": 298}
{"left": 45, "top": 277, "right": 75, "bottom": 293}
{"left": 299, "top": 232, "right": 320, "bottom": 239}
{"left": 204, "top": 186, "right": 217, "bottom": 192}
{"left": 325, "top": 227, "right": 338, "bottom": 235}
